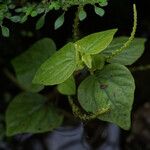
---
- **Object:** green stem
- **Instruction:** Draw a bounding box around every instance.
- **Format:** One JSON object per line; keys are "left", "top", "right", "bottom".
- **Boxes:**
{"left": 3, "top": 68, "right": 26, "bottom": 91}
{"left": 72, "top": 6, "right": 81, "bottom": 41}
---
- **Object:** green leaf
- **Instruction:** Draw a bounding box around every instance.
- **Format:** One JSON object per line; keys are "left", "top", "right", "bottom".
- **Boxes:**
{"left": 94, "top": 6, "right": 105, "bottom": 17}
{"left": 75, "top": 29, "right": 117, "bottom": 55}
{"left": 6, "top": 93, "right": 63, "bottom": 136}
{"left": 99, "top": 0, "right": 108, "bottom": 7}
{"left": 79, "top": 9, "right": 87, "bottom": 21}
{"left": 1, "top": 26, "right": 9, "bottom": 37}
{"left": 81, "top": 54, "right": 92, "bottom": 68}
{"left": 12, "top": 38, "right": 56, "bottom": 92}
{"left": 10, "top": 16, "right": 21, "bottom": 23}
{"left": 95, "top": 63, "right": 135, "bottom": 130}
{"left": 92, "top": 54, "right": 105, "bottom": 71}
{"left": 33, "top": 42, "right": 77, "bottom": 85}
{"left": 78, "top": 75, "right": 111, "bottom": 113}
{"left": 36, "top": 14, "right": 45, "bottom": 30}
{"left": 57, "top": 76, "right": 76, "bottom": 95}
{"left": 54, "top": 13, "right": 65, "bottom": 30}
{"left": 103, "top": 37, "right": 146, "bottom": 65}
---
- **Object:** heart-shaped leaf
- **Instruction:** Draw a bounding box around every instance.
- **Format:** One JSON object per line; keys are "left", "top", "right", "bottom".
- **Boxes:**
{"left": 95, "top": 63, "right": 135, "bottom": 130}
{"left": 6, "top": 93, "right": 63, "bottom": 136}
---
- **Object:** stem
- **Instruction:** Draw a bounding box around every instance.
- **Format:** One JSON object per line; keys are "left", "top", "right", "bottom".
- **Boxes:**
{"left": 72, "top": 6, "right": 81, "bottom": 41}
{"left": 3, "top": 68, "right": 26, "bottom": 91}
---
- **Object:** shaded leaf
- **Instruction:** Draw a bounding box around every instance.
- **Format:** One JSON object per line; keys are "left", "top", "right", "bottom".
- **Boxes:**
{"left": 6, "top": 93, "right": 63, "bottom": 136}
{"left": 12, "top": 38, "right": 56, "bottom": 92}
{"left": 57, "top": 76, "right": 76, "bottom": 95}
{"left": 54, "top": 13, "right": 65, "bottom": 30}
{"left": 1, "top": 26, "right": 9, "bottom": 37}
{"left": 36, "top": 14, "right": 45, "bottom": 30}
{"left": 103, "top": 37, "right": 146, "bottom": 65}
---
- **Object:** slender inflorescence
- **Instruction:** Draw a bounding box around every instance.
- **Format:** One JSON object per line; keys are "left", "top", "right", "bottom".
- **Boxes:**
{"left": 106, "top": 4, "right": 137, "bottom": 61}
{"left": 68, "top": 96, "right": 110, "bottom": 121}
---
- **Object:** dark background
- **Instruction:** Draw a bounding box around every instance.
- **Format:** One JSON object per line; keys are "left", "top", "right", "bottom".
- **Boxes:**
{"left": 0, "top": 0, "right": 150, "bottom": 149}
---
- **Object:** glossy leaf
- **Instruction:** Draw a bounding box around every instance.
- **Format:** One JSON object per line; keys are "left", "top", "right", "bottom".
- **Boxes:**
{"left": 95, "top": 64, "right": 135, "bottom": 130}
{"left": 75, "top": 29, "right": 117, "bottom": 55}
{"left": 6, "top": 93, "right": 63, "bottom": 136}
{"left": 78, "top": 75, "right": 111, "bottom": 113}
{"left": 57, "top": 76, "right": 76, "bottom": 95}
{"left": 103, "top": 37, "right": 146, "bottom": 65}
{"left": 12, "top": 38, "right": 56, "bottom": 92}
{"left": 33, "top": 42, "right": 77, "bottom": 85}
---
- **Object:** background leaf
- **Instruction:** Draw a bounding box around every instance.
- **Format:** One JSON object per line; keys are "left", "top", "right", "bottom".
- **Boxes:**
{"left": 33, "top": 42, "right": 77, "bottom": 85}
{"left": 36, "top": 14, "right": 45, "bottom": 30}
{"left": 79, "top": 9, "right": 87, "bottom": 21}
{"left": 94, "top": 6, "right": 105, "bottom": 17}
{"left": 6, "top": 93, "right": 63, "bottom": 136}
{"left": 103, "top": 37, "right": 146, "bottom": 65}
{"left": 1, "top": 26, "right": 9, "bottom": 37}
{"left": 54, "top": 13, "right": 65, "bottom": 30}
{"left": 57, "top": 76, "right": 76, "bottom": 95}
{"left": 75, "top": 29, "right": 117, "bottom": 55}
{"left": 12, "top": 38, "right": 56, "bottom": 92}
{"left": 95, "top": 63, "right": 135, "bottom": 130}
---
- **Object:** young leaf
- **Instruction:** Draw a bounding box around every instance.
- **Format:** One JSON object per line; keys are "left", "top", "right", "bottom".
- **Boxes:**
{"left": 12, "top": 38, "right": 56, "bottom": 92}
{"left": 1, "top": 26, "right": 9, "bottom": 37}
{"left": 57, "top": 76, "right": 76, "bottom": 95}
{"left": 103, "top": 37, "right": 146, "bottom": 65}
{"left": 54, "top": 13, "right": 65, "bottom": 30}
{"left": 78, "top": 75, "right": 111, "bottom": 113}
{"left": 95, "top": 64, "right": 135, "bottom": 130}
{"left": 6, "top": 93, "right": 63, "bottom": 136}
{"left": 94, "top": 6, "right": 105, "bottom": 17}
{"left": 33, "top": 42, "right": 77, "bottom": 85}
{"left": 36, "top": 14, "right": 45, "bottom": 30}
{"left": 75, "top": 29, "right": 117, "bottom": 55}
{"left": 79, "top": 9, "right": 87, "bottom": 21}
{"left": 81, "top": 54, "right": 92, "bottom": 68}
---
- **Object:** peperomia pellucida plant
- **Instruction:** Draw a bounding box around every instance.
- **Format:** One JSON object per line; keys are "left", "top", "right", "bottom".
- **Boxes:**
{"left": 0, "top": 0, "right": 146, "bottom": 137}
